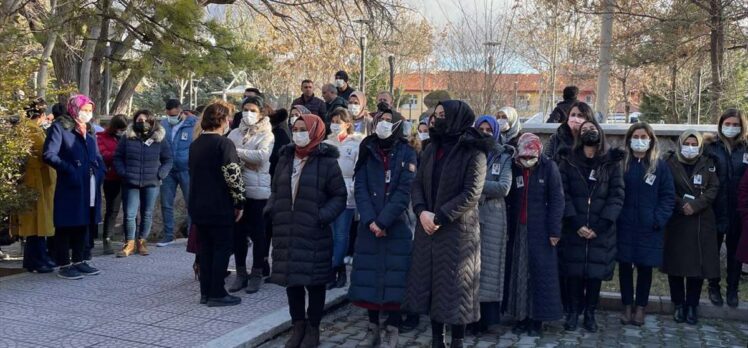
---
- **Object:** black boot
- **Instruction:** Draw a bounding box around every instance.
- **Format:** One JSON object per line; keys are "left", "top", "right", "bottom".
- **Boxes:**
{"left": 673, "top": 305, "right": 686, "bottom": 323}
{"left": 685, "top": 306, "right": 699, "bottom": 325}
{"left": 563, "top": 311, "right": 578, "bottom": 331}
{"left": 726, "top": 289, "right": 739, "bottom": 308}
{"left": 25, "top": 237, "right": 52, "bottom": 273}
{"left": 299, "top": 323, "right": 319, "bottom": 348}
{"left": 450, "top": 338, "right": 464, "bottom": 348}
{"left": 431, "top": 322, "right": 445, "bottom": 348}
{"left": 512, "top": 318, "right": 529, "bottom": 334}
{"left": 708, "top": 285, "right": 724, "bottom": 307}
{"left": 400, "top": 313, "right": 420, "bottom": 333}
{"left": 334, "top": 266, "right": 347, "bottom": 288}
{"left": 527, "top": 320, "right": 543, "bottom": 337}
{"left": 583, "top": 308, "right": 598, "bottom": 333}
{"left": 284, "top": 320, "right": 306, "bottom": 348}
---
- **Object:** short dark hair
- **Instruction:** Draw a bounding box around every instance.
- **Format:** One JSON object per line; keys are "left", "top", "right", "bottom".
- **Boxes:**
{"left": 51, "top": 103, "right": 66, "bottom": 119}
{"left": 335, "top": 70, "right": 349, "bottom": 82}
{"left": 301, "top": 79, "right": 313, "bottom": 85}
{"left": 25, "top": 97, "right": 47, "bottom": 119}
{"left": 245, "top": 88, "right": 262, "bottom": 96}
{"left": 201, "top": 100, "right": 234, "bottom": 131}
{"left": 165, "top": 99, "right": 181, "bottom": 110}
{"left": 108, "top": 114, "right": 128, "bottom": 133}
{"left": 242, "top": 95, "right": 265, "bottom": 110}
{"left": 563, "top": 86, "right": 579, "bottom": 100}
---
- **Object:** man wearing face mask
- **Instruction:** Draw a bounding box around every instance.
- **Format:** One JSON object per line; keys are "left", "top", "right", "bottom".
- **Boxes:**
{"left": 335, "top": 70, "right": 356, "bottom": 101}
{"left": 158, "top": 99, "right": 199, "bottom": 247}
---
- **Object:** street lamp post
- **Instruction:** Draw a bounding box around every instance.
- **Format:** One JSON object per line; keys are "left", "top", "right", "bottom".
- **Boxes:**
{"left": 354, "top": 19, "right": 372, "bottom": 95}
{"left": 483, "top": 41, "right": 500, "bottom": 113}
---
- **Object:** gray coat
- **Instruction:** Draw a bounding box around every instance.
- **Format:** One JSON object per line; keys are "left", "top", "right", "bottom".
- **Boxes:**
{"left": 478, "top": 145, "right": 514, "bottom": 303}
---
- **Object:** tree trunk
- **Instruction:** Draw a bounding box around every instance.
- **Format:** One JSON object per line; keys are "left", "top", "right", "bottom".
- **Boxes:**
{"left": 671, "top": 63, "right": 679, "bottom": 123}
{"left": 111, "top": 68, "right": 146, "bottom": 114}
{"left": 708, "top": 0, "right": 724, "bottom": 122}
{"left": 595, "top": 0, "right": 614, "bottom": 121}
{"left": 79, "top": 22, "right": 102, "bottom": 96}
{"left": 36, "top": 32, "right": 57, "bottom": 98}
{"left": 51, "top": 44, "right": 80, "bottom": 103}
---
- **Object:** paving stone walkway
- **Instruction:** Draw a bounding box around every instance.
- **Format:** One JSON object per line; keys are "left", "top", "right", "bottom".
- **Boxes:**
{"left": 0, "top": 240, "right": 330, "bottom": 348}
{"left": 259, "top": 304, "right": 748, "bottom": 348}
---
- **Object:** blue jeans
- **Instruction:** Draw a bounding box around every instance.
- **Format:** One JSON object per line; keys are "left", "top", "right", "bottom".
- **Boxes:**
{"left": 124, "top": 185, "right": 160, "bottom": 241}
{"left": 332, "top": 209, "right": 355, "bottom": 267}
{"left": 160, "top": 170, "right": 190, "bottom": 241}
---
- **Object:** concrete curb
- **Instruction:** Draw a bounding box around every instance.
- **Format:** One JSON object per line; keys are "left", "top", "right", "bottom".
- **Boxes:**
{"left": 202, "top": 286, "right": 350, "bottom": 348}
{"left": 598, "top": 291, "right": 748, "bottom": 321}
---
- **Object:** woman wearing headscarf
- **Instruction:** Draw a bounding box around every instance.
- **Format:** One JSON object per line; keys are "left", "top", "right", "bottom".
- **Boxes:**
{"left": 348, "top": 91, "right": 373, "bottom": 136}
{"left": 267, "top": 114, "right": 347, "bottom": 348}
{"left": 113, "top": 110, "right": 173, "bottom": 257}
{"left": 663, "top": 130, "right": 720, "bottom": 325}
{"left": 323, "top": 107, "right": 364, "bottom": 290}
{"left": 403, "top": 100, "right": 491, "bottom": 348}
{"left": 348, "top": 109, "right": 417, "bottom": 348}
{"left": 704, "top": 108, "right": 746, "bottom": 308}
{"left": 616, "top": 123, "right": 675, "bottom": 326}
{"left": 468, "top": 115, "right": 513, "bottom": 335}
{"left": 544, "top": 102, "right": 596, "bottom": 162}
{"left": 227, "top": 96, "right": 275, "bottom": 293}
{"left": 558, "top": 120, "right": 624, "bottom": 333}
{"left": 505, "top": 133, "right": 564, "bottom": 337}
{"left": 14, "top": 98, "right": 56, "bottom": 273}
{"left": 496, "top": 106, "right": 521, "bottom": 147}
{"left": 43, "top": 94, "right": 105, "bottom": 279}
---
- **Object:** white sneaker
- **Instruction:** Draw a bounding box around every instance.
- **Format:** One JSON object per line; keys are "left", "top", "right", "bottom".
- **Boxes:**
{"left": 156, "top": 239, "right": 174, "bottom": 247}
{"left": 344, "top": 256, "right": 353, "bottom": 265}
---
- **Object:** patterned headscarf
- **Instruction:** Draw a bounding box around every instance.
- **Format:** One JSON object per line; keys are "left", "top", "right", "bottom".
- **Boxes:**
{"left": 295, "top": 114, "right": 327, "bottom": 158}
{"left": 517, "top": 133, "right": 543, "bottom": 158}
{"left": 66, "top": 94, "right": 94, "bottom": 119}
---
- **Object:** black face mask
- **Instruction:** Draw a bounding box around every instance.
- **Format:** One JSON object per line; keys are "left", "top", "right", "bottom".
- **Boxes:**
{"left": 377, "top": 101, "right": 390, "bottom": 112}
{"left": 581, "top": 130, "right": 600, "bottom": 145}
{"left": 432, "top": 118, "right": 448, "bottom": 135}
{"left": 133, "top": 122, "right": 150, "bottom": 134}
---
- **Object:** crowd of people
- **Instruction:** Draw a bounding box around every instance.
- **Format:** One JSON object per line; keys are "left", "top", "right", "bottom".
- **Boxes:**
{"left": 6, "top": 74, "right": 748, "bottom": 348}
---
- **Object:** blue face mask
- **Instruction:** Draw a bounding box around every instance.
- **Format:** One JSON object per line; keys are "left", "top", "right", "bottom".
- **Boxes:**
{"left": 167, "top": 115, "right": 181, "bottom": 126}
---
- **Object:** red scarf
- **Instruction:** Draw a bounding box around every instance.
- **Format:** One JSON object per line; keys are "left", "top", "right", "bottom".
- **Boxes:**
{"left": 294, "top": 114, "right": 326, "bottom": 158}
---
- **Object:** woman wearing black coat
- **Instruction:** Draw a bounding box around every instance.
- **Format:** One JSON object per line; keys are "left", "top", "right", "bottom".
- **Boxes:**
{"left": 558, "top": 120, "right": 625, "bottom": 333}
{"left": 544, "top": 101, "right": 596, "bottom": 162}
{"left": 403, "top": 100, "right": 490, "bottom": 348}
{"left": 262, "top": 108, "right": 292, "bottom": 277}
{"left": 267, "top": 114, "right": 347, "bottom": 348}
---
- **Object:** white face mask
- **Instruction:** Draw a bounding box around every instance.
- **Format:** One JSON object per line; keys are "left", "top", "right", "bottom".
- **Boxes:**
{"left": 498, "top": 119, "right": 509, "bottom": 132}
{"left": 78, "top": 111, "right": 93, "bottom": 123}
{"left": 349, "top": 104, "right": 361, "bottom": 115}
{"left": 418, "top": 132, "right": 430, "bottom": 141}
{"left": 293, "top": 131, "right": 310, "bottom": 147}
{"left": 722, "top": 126, "right": 741, "bottom": 138}
{"left": 335, "top": 79, "right": 345, "bottom": 88}
{"left": 630, "top": 138, "right": 651, "bottom": 153}
{"left": 241, "top": 111, "right": 258, "bottom": 126}
{"left": 376, "top": 121, "right": 393, "bottom": 139}
{"left": 290, "top": 116, "right": 299, "bottom": 126}
{"left": 520, "top": 158, "right": 539, "bottom": 168}
{"left": 167, "top": 115, "right": 181, "bottom": 126}
{"left": 681, "top": 145, "right": 700, "bottom": 159}
{"left": 330, "top": 123, "right": 342, "bottom": 134}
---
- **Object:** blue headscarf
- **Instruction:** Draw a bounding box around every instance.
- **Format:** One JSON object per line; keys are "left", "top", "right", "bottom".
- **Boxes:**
{"left": 475, "top": 115, "right": 501, "bottom": 164}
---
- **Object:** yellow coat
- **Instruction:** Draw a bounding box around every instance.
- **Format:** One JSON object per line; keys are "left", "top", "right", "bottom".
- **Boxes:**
{"left": 13, "top": 122, "right": 56, "bottom": 237}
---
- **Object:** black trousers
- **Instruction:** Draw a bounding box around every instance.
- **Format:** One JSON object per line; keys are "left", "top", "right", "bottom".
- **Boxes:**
{"left": 197, "top": 224, "right": 233, "bottom": 299}
{"left": 567, "top": 277, "right": 602, "bottom": 313}
{"left": 708, "top": 230, "right": 741, "bottom": 292}
{"left": 619, "top": 262, "right": 653, "bottom": 307}
{"left": 431, "top": 321, "right": 465, "bottom": 340}
{"left": 669, "top": 276, "right": 704, "bottom": 307}
{"left": 102, "top": 180, "right": 122, "bottom": 241}
{"left": 368, "top": 309, "right": 402, "bottom": 327}
{"left": 264, "top": 215, "right": 273, "bottom": 260}
{"left": 287, "top": 285, "right": 326, "bottom": 326}
{"left": 233, "top": 199, "right": 267, "bottom": 269}
{"left": 55, "top": 226, "right": 86, "bottom": 266}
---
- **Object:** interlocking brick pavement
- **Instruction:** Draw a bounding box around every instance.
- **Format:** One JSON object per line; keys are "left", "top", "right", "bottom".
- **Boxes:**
{"left": 258, "top": 304, "right": 748, "bottom": 348}
{"left": 0, "top": 240, "right": 323, "bottom": 348}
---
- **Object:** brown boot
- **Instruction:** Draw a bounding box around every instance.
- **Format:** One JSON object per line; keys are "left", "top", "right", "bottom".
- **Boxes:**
{"left": 117, "top": 240, "right": 136, "bottom": 258}
{"left": 137, "top": 239, "right": 149, "bottom": 256}
{"left": 620, "top": 305, "right": 632, "bottom": 325}
{"left": 632, "top": 306, "right": 645, "bottom": 326}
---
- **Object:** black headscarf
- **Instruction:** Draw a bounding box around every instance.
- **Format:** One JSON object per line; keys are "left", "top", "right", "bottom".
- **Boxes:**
{"left": 430, "top": 100, "right": 476, "bottom": 146}
{"left": 355, "top": 109, "right": 405, "bottom": 174}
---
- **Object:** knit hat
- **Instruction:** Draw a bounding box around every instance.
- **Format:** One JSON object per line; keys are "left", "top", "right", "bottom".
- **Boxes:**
{"left": 517, "top": 133, "right": 543, "bottom": 158}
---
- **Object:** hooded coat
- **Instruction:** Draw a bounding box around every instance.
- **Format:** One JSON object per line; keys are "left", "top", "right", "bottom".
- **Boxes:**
{"left": 348, "top": 138, "right": 417, "bottom": 305}
{"left": 227, "top": 116, "right": 275, "bottom": 200}
{"left": 662, "top": 131, "right": 720, "bottom": 278}
{"left": 43, "top": 114, "right": 105, "bottom": 227}
{"left": 616, "top": 157, "right": 675, "bottom": 267}
{"left": 558, "top": 125, "right": 625, "bottom": 280}
{"left": 267, "top": 143, "right": 347, "bottom": 287}
{"left": 544, "top": 123, "right": 576, "bottom": 162}
{"left": 474, "top": 116, "right": 514, "bottom": 303}
{"left": 113, "top": 122, "right": 173, "bottom": 188}
{"left": 403, "top": 100, "right": 490, "bottom": 325}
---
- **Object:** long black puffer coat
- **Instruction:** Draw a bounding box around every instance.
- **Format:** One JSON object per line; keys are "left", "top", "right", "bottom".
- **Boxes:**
{"left": 558, "top": 147, "right": 625, "bottom": 280}
{"left": 267, "top": 143, "right": 347, "bottom": 287}
{"left": 403, "top": 100, "right": 491, "bottom": 325}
